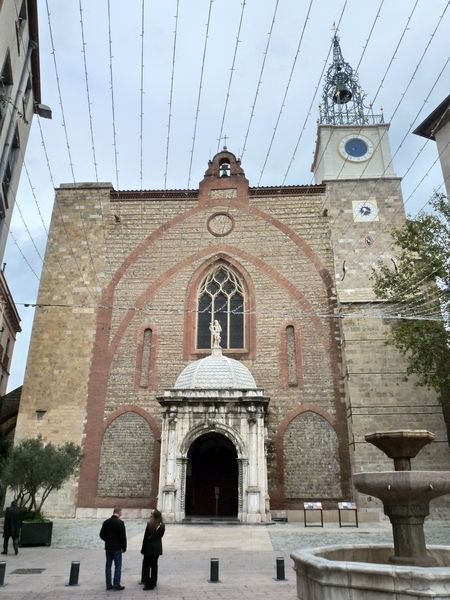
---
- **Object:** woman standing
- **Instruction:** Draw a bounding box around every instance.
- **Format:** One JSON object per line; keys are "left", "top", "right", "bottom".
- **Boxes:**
{"left": 141, "top": 509, "right": 165, "bottom": 590}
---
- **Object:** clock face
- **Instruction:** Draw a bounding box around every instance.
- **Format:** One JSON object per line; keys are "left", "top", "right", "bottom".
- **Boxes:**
{"left": 352, "top": 200, "right": 379, "bottom": 222}
{"left": 339, "top": 135, "right": 374, "bottom": 162}
{"left": 344, "top": 138, "right": 367, "bottom": 157}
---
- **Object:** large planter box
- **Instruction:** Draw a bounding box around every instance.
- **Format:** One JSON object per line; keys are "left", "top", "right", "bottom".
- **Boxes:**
{"left": 19, "top": 521, "right": 53, "bottom": 547}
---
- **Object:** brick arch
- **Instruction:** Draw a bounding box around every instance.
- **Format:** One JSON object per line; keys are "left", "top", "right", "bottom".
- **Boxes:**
{"left": 103, "top": 405, "right": 161, "bottom": 440}
{"left": 274, "top": 405, "right": 350, "bottom": 506}
{"left": 182, "top": 254, "right": 256, "bottom": 360}
{"left": 102, "top": 202, "right": 331, "bottom": 303}
{"left": 96, "top": 408, "right": 160, "bottom": 503}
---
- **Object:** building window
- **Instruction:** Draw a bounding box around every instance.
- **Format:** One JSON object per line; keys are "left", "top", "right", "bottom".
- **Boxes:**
{"left": 0, "top": 52, "right": 13, "bottom": 134}
{"left": 1, "top": 126, "right": 20, "bottom": 206}
{"left": 197, "top": 265, "right": 244, "bottom": 349}
{"left": 16, "top": 0, "right": 27, "bottom": 54}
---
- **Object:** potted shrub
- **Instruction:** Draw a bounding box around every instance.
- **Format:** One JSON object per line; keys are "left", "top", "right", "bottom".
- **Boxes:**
{"left": 1, "top": 437, "right": 83, "bottom": 546}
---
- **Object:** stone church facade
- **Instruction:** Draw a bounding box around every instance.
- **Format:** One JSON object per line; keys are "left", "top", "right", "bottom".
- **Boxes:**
{"left": 13, "top": 37, "right": 450, "bottom": 519}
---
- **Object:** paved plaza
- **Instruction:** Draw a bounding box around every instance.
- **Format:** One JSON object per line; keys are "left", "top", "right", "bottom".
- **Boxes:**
{"left": 0, "top": 518, "right": 449, "bottom": 599}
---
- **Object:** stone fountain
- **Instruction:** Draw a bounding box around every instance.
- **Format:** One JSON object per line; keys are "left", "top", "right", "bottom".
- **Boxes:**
{"left": 291, "top": 430, "right": 450, "bottom": 599}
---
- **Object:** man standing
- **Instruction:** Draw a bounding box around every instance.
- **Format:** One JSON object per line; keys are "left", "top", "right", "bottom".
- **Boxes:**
{"left": 99, "top": 507, "right": 127, "bottom": 591}
{"left": 2, "top": 500, "right": 21, "bottom": 555}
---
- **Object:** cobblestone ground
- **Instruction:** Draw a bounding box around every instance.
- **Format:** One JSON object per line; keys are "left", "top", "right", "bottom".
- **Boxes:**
{"left": 48, "top": 517, "right": 450, "bottom": 551}
{"left": 0, "top": 518, "right": 449, "bottom": 599}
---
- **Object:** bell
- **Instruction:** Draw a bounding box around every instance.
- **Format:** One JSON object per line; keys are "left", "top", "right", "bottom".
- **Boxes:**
{"left": 333, "top": 84, "right": 352, "bottom": 104}
{"left": 219, "top": 162, "right": 230, "bottom": 177}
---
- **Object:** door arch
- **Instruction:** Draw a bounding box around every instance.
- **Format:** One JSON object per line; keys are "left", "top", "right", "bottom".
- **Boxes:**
{"left": 185, "top": 433, "right": 238, "bottom": 517}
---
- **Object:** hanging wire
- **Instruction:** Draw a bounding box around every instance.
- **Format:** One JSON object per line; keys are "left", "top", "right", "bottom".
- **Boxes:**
{"left": 216, "top": 0, "right": 247, "bottom": 153}
{"left": 240, "top": 0, "right": 283, "bottom": 161}
{"left": 139, "top": 0, "right": 145, "bottom": 189}
{"left": 78, "top": 0, "right": 99, "bottom": 182}
{"left": 163, "top": 0, "right": 180, "bottom": 189}
{"left": 44, "top": 1, "right": 103, "bottom": 294}
{"left": 280, "top": 0, "right": 348, "bottom": 185}
{"left": 106, "top": 0, "right": 120, "bottom": 190}
{"left": 255, "top": 0, "right": 315, "bottom": 182}
{"left": 187, "top": 0, "right": 214, "bottom": 188}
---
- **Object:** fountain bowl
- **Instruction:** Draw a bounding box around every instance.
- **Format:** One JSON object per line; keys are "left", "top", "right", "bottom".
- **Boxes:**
{"left": 365, "top": 430, "right": 435, "bottom": 461}
{"left": 291, "top": 544, "right": 450, "bottom": 599}
{"left": 354, "top": 471, "right": 450, "bottom": 505}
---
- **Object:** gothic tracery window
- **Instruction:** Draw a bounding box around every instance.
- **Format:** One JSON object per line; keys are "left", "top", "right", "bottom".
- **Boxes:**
{"left": 197, "top": 265, "right": 244, "bottom": 349}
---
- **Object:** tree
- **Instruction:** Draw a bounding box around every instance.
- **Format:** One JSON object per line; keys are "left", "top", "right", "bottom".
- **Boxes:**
{"left": 0, "top": 437, "right": 83, "bottom": 518}
{"left": 372, "top": 192, "right": 450, "bottom": 442}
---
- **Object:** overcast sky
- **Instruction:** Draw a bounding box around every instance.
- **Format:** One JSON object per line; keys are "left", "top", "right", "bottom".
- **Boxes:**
{"left": 5, "top": 0, "right": 450, "bottom": 391}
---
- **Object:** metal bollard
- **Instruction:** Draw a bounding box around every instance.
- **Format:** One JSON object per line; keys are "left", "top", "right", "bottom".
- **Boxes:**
{"left": 208, "top": 558, "right": 219, "bottom": 583}
{"left": 275, "top": 557, "right": 286, "bottom": 581}
{"left": 0, "top": 561, "right": 5, "bottom": 586}
{"left": 67, "top": 561, "right": 80, "bottom": 586}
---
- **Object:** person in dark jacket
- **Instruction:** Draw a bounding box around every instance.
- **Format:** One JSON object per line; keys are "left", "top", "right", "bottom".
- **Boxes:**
{"left": 140, "top": 509, "right": 165, "bottom": 590}
{"left": 2, "top": 500, "right": 21, "bottom": 555}
{"left": 99, "top": 507, "right": 127, "bottom": 591}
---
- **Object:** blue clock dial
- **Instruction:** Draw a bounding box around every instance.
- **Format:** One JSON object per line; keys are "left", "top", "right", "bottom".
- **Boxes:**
{"left": 344, "top": 138, "right": 368, "bottom": 158}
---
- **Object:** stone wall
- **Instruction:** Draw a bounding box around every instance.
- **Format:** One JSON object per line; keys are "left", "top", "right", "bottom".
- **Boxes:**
{"left": 14, "top": 159, "right": 450, "bottom": 517}
{"left": 283, "top": 411, "right": 341, "bottom": 498}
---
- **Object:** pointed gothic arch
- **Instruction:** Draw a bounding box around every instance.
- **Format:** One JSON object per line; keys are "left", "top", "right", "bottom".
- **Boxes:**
{"left": 183, "top": 254, "right": 256, "bottom": 360}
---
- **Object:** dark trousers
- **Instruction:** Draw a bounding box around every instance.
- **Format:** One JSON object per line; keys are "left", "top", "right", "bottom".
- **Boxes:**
{"left": 105, "top": 549, "right": 122, "bottom": 588}
{"left": 3, "top": 535, "right": 19, "bottom": 554}
{"left": 142, "top": 554, "right": 159, "bottom": 588}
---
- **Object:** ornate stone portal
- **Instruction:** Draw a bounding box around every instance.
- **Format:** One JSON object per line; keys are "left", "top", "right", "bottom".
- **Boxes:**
{"left": 157, "top": 347, "right": 271, "bottom": 523}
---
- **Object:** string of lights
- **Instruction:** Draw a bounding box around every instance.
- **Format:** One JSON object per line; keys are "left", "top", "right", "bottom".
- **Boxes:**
{"left": 139, "top": 0, "right": 145, "bottom": 190}
{"left": 215, "top": 0, "right": 247, "bottom": 153}
{"left": 256, "top": 0, "right": 316, "bottom": 184}
{"left": 12, "top": 297, "right": 447, "bottom": 323}
{"left": 6, "top": 0, "right": 98, "bottom": 297}
{"left": 4, "top": 2, "right": 450, "bottom": 342}
{"left": 239, "top": 0, "right": 282, "bottom": 161}
{"left": 186, "top": 0, "right": 214, "bottom": 189}
{"left": 163, "top": 0, "right": 180, "bottom": 190}
{"left": 78, "top": 0, "right": 99, "bottom": 183}
{"left": 280, "top": 0, "right": 348, "bottom": 185}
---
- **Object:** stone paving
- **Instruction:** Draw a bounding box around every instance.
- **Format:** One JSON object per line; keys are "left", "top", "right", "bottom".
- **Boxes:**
{"left": 0, "top": 518, "right": 449, "bottom": 599}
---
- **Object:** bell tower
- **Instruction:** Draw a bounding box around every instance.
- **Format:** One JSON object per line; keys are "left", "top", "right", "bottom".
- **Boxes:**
{"left": 310, "top": 36, "right": 431, "bottom": 507}
{"left": 312, "top": 34, "right": 395, "bottom": 183}
{"left": 311, "top": 34, "right": 406, "bottom": 301}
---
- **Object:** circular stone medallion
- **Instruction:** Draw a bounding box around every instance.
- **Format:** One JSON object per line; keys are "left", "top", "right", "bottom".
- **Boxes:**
{"left": 207, "top": 212, "right": 234, "bottom": 237}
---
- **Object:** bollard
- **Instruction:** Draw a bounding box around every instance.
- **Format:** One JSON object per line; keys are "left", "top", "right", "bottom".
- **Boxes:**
{"left": 208, "top": 558, "right": 219, "bottom": 583}
{"left": 275, "top": 557, "right": 286, "bottom": 581}
{"left": 67, "top": 561, "right": 80, "bottom": 586}
{"left": 0, "top": 561, "right": 5, "bottom": 586}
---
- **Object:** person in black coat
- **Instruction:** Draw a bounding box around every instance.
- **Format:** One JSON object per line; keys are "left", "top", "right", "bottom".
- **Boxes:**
{"left": 99, "top": 507, "right": 127, "bottom": 591}
{"left": 141, "top": 509, "right": 165, "bottom": 590}
{"left": 2, "top": 500, "right": 21, "bottom": 555}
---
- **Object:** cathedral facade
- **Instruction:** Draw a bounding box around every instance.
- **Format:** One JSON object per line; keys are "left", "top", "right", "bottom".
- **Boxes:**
{"left": 13, "top": 38, "right": 450, "bottom": 519}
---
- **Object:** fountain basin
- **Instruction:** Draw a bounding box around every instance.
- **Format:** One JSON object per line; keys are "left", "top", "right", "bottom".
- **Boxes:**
{"left": 291, "top": 544, "right": 450, "bottom": 599}
{"left": 354, "top": 471, "right": 450, "bottom": 505}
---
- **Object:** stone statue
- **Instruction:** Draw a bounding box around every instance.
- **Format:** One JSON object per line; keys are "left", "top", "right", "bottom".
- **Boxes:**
{"left": 209, "top": 319, "right": 222, "bottom": 348}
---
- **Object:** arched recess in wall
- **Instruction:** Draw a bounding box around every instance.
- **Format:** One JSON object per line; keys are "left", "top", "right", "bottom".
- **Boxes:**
{"left": 279, "top": 321, "right": 303, "bottom": 388}
{"left": 135, "top": 325, "right": 157, "bottom": 390}
{"left": 97, "top": 411, "right": 156, "bottom": 498}
{"left": 283, "top": 410, "right": 341, "bottom": 499}
{"left": 183, "top": 254, "right": 256, "bottom": 360}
